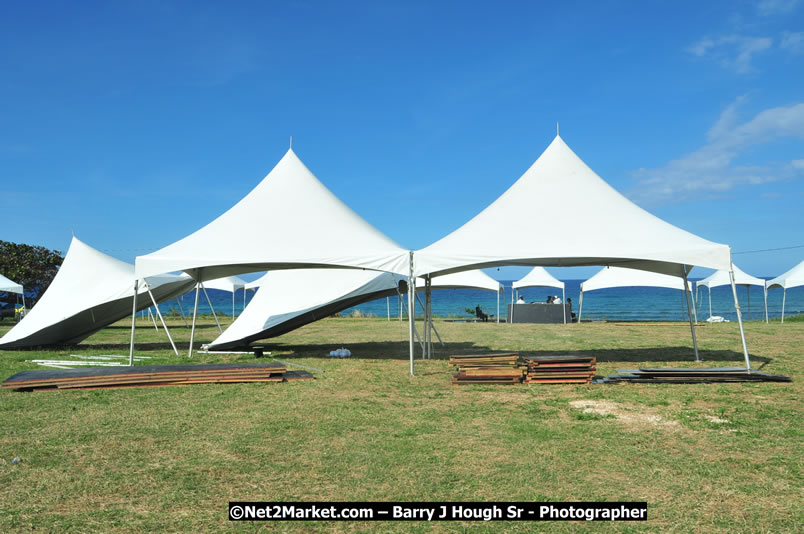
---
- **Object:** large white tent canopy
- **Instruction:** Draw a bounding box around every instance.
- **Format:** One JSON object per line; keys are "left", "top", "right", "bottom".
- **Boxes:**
{"left": 408, "top": 135, "right": 748, "bottom": 373}
{"left": 0, "top": 237, "right": 194, "bottom": 349}
{"left": 134, "top": 148, "right": 409, "bottom": 281}
{"left": 696, "top": 264, "right": 767, "bottom": 322}
{"left": 766, "top": 259, "right": 804, "bottom": 323}
{"left": 207, "top": 269, "right": 502, "bottom": 350}
{"left": 577, "top": 266, "right": 695, "bottom": 322}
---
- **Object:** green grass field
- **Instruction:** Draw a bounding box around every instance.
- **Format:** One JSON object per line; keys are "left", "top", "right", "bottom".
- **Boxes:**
{"left": 0, "top": 316, "right": 800, "bottom": 532}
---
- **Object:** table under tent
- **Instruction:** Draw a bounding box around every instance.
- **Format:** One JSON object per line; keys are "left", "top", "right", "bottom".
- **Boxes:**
{"left": 766, "top": 259, "right": 804, "bottom": 323}
{"left": 576, "top": 266, "right": 696, "bottom": 323}
{"left": 409, "top": 133, "right": 751, "bottom": 374}
{"left": 695, "top": 264, "right": 767, "bottom": 322}
{"left": 512, "top": 266, "right": 566, "bottom": 323}
{"left": 0, "top": 273, "right": 25, "bottom": 314}
{"left": 0, "top": 237, "right": 194, "bottom": 351}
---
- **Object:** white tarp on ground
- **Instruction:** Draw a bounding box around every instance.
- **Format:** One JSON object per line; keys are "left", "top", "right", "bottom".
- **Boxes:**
{"left": 766, "top": 259, "right": 804, "bottom": 323}
{"left": 207, "top": 269, "right": 501, "bottom": 349}
{"left": 413, "top": 135, "right": 732, "bottom": 278}
{"left": 513, "top": 267, "right": 564, "bottom": 290}
{"left": 0, "top": 274, "right": 24, "bottom": 295}
{"left": 135, "top": 148, "right": 410, "bottom": 281}
{"left": 0, "top": 237, "right": 195, "bottom": 348}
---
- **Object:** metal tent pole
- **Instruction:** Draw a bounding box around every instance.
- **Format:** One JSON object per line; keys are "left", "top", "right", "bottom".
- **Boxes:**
{"left": 747, "top": 286, "right": 751, "bottom": 321}
{"left": 562, "top": 286, "right": 566, "bottom": 324}
{"left": 690, "top": 283, "right": 698, "bottom": 324}
{"left": 232, "top": 290, "right": 235, "bottom": 320}
{"left": 415, "top": 291, "right": 442, "bottom": 348}
{"left": 200, "top": 282, "right": 223, "bottom": 334}
{"left": 764, "top": 284, "right": 769, "bottom": 324}
{"left": 408, "top": 252, "right": 415, "bottom": 376}
{"left": 175, "top": 297, "right": 188, "bottom": 327}
{"left": 709, "top": 287, "right": 712, "bottom": 320}
{"left": 146, "top": 284, "right": 179, "bottom": 356}
{"left": 578, "top": 287, "right": 584, "bottom": 322}
{"left": 387, "top": 297, "right": 390, "bottom": 321}
{"left": 681, "top": 267, "right": 700, "bottom": 362}
{"left": 728, "top": 266, "right": 752, "bottom": 370}
{"left": 496, "top": 288, "right": 500, "bottom": 324}
{"left": 782, "top": 288, "right": 786, "bottom": 324}
{"left": 425, "top": 277, "right": 431, "bottom": 359}
{"left": 188, "top": 281, "right": 200, "bottom": 358}
{"left": 128, "top": 279, "right": 139, "bottom": 367}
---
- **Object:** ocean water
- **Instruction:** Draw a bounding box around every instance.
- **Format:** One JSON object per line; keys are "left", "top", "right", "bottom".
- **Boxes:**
{"left": 159, "top": 279, "right": 803, "bottom": 323}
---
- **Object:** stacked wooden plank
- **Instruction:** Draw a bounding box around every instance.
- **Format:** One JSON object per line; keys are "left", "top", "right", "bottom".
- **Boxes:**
{"left": 450, "top": 353, "right": 524, "bottom": 385}
{"left": 596, "top": 367, "right": 791, "bottom": 384}
{"left": 522, "top": 355, "right": 596, "bottom": 384}
{"left": 1, "top": 362, "right": 315, "bottom": 391}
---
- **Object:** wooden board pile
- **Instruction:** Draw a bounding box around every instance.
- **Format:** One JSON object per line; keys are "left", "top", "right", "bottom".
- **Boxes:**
{"left": 2, "top": 362, "right": 314, "bottom": 392}
{"left": 450, "top": 353, "right": 524, "bottom": 385}
{"left": 522, "top": 355, "right": 596, "bottom": 384}
{"left": 595, "top": 367, "right": 791, "bottom": 384}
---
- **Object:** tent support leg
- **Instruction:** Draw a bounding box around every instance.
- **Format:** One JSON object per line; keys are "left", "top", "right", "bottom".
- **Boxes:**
{"left": 128, "top": 279, "right": 139, "bottom": 367}
{"left": 200, "top": 282, "right": 223, "bottom": 334}
{"left": 496, "top": 289, "right": 500, "bottom": 324}
{"left": 188, "top": 282, "right": 200, "bottom": 358}
{"left": 175, "top": 297, "right": 188, "bottom": 327}
{"left": 682, "top": 267, "right": 700, "bottom": 362}
{"left": 709, "top": 287, "right": 712, "bottom": 320}
{"left": 764, "top": 286, "right": 768, "bottom": 324}
{"left": 148, "top": 307, "right": 159, "bottom": 330}
{"left": 425, "top": 277, "right": 431, "bottom": 359}
{"left": 578, "top": 289, "right": 584, "bottom": 322}
{"left": 387, "top": 297, "right": 390, "bottom": 321}
{"left": 782, "top": 289, "right": 786, "bottom": 324}
{"left": 146, "top": 285, "right": 179, "bottom": 356}
{"left": 408, "top": 252, "right": 415, "bottom": 376}
{"left": 729, "top": 266, "right": 752, "bottom": 370}
{"left": 562, "top": 286, "right": 566, "bottom": 324}
{"left": 691, "top": 286, "right": 698, "bottom": 324}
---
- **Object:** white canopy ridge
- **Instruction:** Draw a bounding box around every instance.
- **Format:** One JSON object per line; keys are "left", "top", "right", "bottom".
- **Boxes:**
{"left": 697, "top": 264, "right": 765, "bottom": 289}
{"left": 0, "top": 237, "right": 194, "bottom": 349}
{"left": 203, "top": 276, "right": 248, "bottom": 293}
{"left": 135, "top": 148, "right": 410, "bottom": 281}
{"left": 513, "top": 267, "right": 564, "bottom": 290}
{"left": 766, "top": 260, "right": 804, "bottom": 290}
{"left": 582, "top": 266, "right": 691, "bottom": 293}
{"left": 414, "top": 135, "right": 731, "bottom": 278}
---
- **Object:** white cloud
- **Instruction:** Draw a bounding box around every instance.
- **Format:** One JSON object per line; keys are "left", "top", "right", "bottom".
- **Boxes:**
{"left": 756, "top": 0, "right": 800, "bottom": 16}
{"left": 686, "top": 35, "right": 773, "bottom": 73}
{"left": 780, "top": 31, "right": 804, "bottom": 53}
{"left": 629, "top": 99, "right": 804, "bottom": 204}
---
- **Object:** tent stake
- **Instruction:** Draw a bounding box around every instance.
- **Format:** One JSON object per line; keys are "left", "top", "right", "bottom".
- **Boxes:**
{"left": 681, "top": 267, "right": 700, "bottom": 362}
{"left": 128, "top": 279, "right": 138, "bottom": 366}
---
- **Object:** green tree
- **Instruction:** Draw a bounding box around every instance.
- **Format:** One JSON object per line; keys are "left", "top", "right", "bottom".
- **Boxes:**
{"left": 0, "top": 240, "right": 63, "bottom": 308}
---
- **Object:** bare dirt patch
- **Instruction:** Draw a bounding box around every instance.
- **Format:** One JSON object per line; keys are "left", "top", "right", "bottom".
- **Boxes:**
{"left": 570, "top": 399, "right": 678, "bottom": 427}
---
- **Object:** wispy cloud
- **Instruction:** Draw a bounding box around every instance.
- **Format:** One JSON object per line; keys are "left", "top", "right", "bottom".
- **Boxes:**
{"left": 780, "top": 31, "right": 804, "bottom": 53}
{"left": 686, "top": 35, "right": 773, "bottom": 73}
{"left": 756, "top": 0, "right": 800, "bottom": 16}
{"left": 628, "top": 99, "right": 804, "bottom": 204}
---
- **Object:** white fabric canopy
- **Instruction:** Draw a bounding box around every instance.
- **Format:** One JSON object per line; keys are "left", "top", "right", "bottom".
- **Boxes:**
{"left": 766, "top": 259, "right": 804, "bottom": 323}
{"left": 582, "top": 266, "right": 691, "bottom": 293}
{"left": 766, "top": 260, "right": 804, "bottom": 290}
{"left": 207, "top": 269, "right": 501, "bottom": 349}
{"left": 0, "top": 274, "right": 24, "bottom": 295}
{"left": 245, "top": 274, "right": 267, "bottom": 291}
{"left": 697, "top": 265, "right": 765, "bottom": 289}
{"left": 0, "top": 237, "right": 194, "bottom": 348}
{"left": 135, "top": 148, "right": 410, "bottom": 281}
{"left": 513, "top": 267, "right": 564, "bottom": 290}
{"left": 414, "top": 135, "right": 731, "bottom": 278}
{"left": 203, "top": 275, "right": 247, "bottom": 292}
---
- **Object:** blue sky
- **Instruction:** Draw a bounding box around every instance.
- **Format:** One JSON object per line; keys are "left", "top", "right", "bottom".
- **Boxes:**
{"left": 2, "top": 0, "right": 802, "bottom": 280}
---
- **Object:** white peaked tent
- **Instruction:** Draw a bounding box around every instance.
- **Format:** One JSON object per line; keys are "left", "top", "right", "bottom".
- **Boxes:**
{"left": 766, "top": 259, "right": 804, "bottom": 323}
{"left": 0, "top": 237, "right": 194, "bottom": 349}
{"left": 131, "top": 148, "right": 410, "bottom": 363}
{"left": 203, "top": 275, "right": 249, "bottom": 318}
{"left": 512, "top": 267, "right": 566, "bottom": 323}
{"left": 577, "top": 266, "right": 695, "bottom": 322}
{"left": 207, "top": 269, "right": 502, "bottom": 350}
{"left": 696, "top": 264, "right": 767, "bottom": 322}
{"left": 0, "top": 274, "right": 25, "bottom": 310}
{"left": 410, "top": 135, "right": 749, "bottom": 374}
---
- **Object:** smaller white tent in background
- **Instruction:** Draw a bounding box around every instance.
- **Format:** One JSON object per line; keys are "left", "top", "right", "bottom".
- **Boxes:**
{"left": 0, "top": 237, "right": 194, "bottom": 351}
{"left": 578, "top": 266, "right": 695, "bottom": 322}
{"left": 427, "top": 269, "right": 503, "bottom": 323}
{"left": 696, "top": 264, "right": 767, "bottom": 322}
{"left": 512, "top": 267, "right": 566, "bottom": 323}
{"left": 0, "top": 274, "right": 25, "bottom": 310}
{"left": 766, "top": 259, "right": 804, "bottom": 323}
{"left": 202, "top": 275, "right": 249, "bottom": 317}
